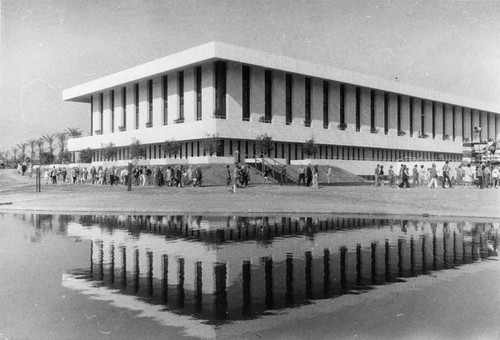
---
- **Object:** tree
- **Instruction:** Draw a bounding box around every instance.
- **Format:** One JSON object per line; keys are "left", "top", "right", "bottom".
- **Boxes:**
{"left": 66, "top": 127, "right": 82, "bottom": 138}
{"left": 129, "top": 139, "right": 146, "bottom": 160}
{"left": 27, "top": 139, "right": 37, "bottom": 162}
{"left": 35, "top": 138, "right": 45, "bottom": 160}
{"left": 43, "top": 134, "right": 56, "bottom": 156}
{"left": 163, "top": 139, "right": 181, "bottom": 158}
{"left": 16, "top": 142, "right": 28, "bottom": 161}
{"left": 58, "top": 151, "right": 72, "bottom": 164}
{"left": 201, "top": 133, "right": 221, "bottom": 156}
{"left": 101, "top": 142, "right": 117, "bottom": 161}
{"left": 79, "top": 148, "right": 93, "bottom": 163}
{"left": 39, "top": 152, "right": 55, "bottom": 165}
{"left": 303, "top": 137, "right": 318, "bottom": 159}
{"left": 256, "top": 133, "right": 274, "bottom": 157}
{"left": 55, "top": 132, "right": 68, "bottom": 153}
{"left": 11, "top": 146, "right": 19, "bottom": 165}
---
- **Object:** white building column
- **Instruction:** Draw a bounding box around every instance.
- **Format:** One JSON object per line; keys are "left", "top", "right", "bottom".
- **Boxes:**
{"left": 139, "top": 81, "right": 148, "bottom": 129}
{"left": 168, "top": 73, "right": 179, "bottom": 125}
{"left": 92, "top": 95, "right": 100, "bottom": 136}
{"left": 454, "top": 106, "right": 463, "bottom": 142}
{"left": 272, "top": 70, "right": 286, "bottom": 125}
{"left": 413, "top": 98, "right": 422, "bottom": 138}
{"left": 226, "top": 62, "right": 242, "bottom": 122}
{"left": 102, "top": 91, "right": 111, "bottom": 135}
{"left": 434, "top": 102, "right": 443, "bottom": 140}
{"left": 481, "top": 111, "right": 488, "bottom": 140}
{"left": 329, "top": 81, "right": 340, "bottom": 129}
{"left": 495, "top": 114, "right": 500, "bottom": 142}
{"left": 463, "top": 108, "right": 472, "bottom": 141}
{"left": 488, "top": 112, "right": 495, "bottom": 141}
{"left": 375, "top": 90, "right": 384, "bottom": 133}
{"left": 152, "top": 77, "right": 163, "bottom": 127}
{"left": 184, "top": 68, "right": 196, "bottom": 123}
{"left": 344, "top": 84, "right": 356, "bottom": 132}
{"left": 311, "top": 78, "right": 323, "bottom": 129}
{"left": 445, "top": 104, "right": 453, "bottom": 140}
{"left": 292, "top": 74, "right": 305, "bottom": 126}
{"left": 250, "top": 66, "right": 265, "bottom": 122}
{"left": 401, "top": 95, "right": 410, "bottom": 135}
{"left": 360, "top": 87, "right": 371, "bottom": 133}
{"left": 126, "top": 86, "right": 135, "bottom": 132}
{"left": 202, "top": 63, "right": 215, "bottom": 121}
{"left": 472, "top": 110, "right": 480, "bottom": 141}
{"left": 388, "top": 93, "right": 398, "bottom": 136}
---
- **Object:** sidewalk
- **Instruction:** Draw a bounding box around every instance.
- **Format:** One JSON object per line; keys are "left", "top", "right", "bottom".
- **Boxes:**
{"left": 1, "top": 170, "right": 499, "bottom": 219}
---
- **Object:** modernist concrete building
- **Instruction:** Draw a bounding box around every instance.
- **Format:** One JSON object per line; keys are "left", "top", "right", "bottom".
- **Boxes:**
{"left": 64, "top": 42, "right": 500, "bottom": 172}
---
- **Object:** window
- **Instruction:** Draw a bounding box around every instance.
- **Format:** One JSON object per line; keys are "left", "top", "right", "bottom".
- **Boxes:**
{"left": 442, "top": 103, "right": 446, "bottom": 139}
{"left": 122, "top": 87, "right": 127, "bottom": 130}
{"left": 100, "top": 93, "right": 103, "bottom": 131}
{"left": 90, "top": 95, "right": 93, "bottom": 136}
{"left": 148, "top": 79, "right": 153, "bottom": 125}
{"left": 305, "top": 77, "right": 311, "bottom": 126}
{"left": 265, "top": 70, "right": 272, "bottom": 122}
{"left": 135, "top": 84, "right": 139, "bottom": 129}
{"left": 111, "top": 90, "right": 115, "bottom": 133}
{"left": 242, "top": 66, "right": 250, "bottom": 121}
{"left": 355, "top": 87, "right": 361, "bottom": 132}
{"left": 323, "top": 81, "right": 329, "bottom": 128}
{"left": 196, "top": 66, "right": 202, "bottom": 121}
{"left": 215, "top": 61, "right": 227, "bottom": 118}
{"left": 370, "top": 90, "right": 375, "bottom": 131}
{"left": 384, "top": 92, "right": 389, "bottom": 134}
{"left": 286, "top": 74, "right": 292, "bottom": 125}
{"left": 432, "top": 102, "right": 436, "bottom": 138}
{"left": 409, "top": 97, "right": 414, "bottom": 136}
{"left": 421, "top": 99, "right": 425, "bottom": 135}
{"left": 397, "top": 95, "right": 401, "bottom": 133}
{"left": 178, "top": 71, "right": 184, "bottom": 121}
{"left": 340, "top": 84, "right": 346, "bottom": 125}
{"left": 163, "top": 76, "right": 168, "bottom": 125}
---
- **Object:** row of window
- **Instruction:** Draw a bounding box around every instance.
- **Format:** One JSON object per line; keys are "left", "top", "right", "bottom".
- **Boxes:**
{"left": 89, "top": 62, "right": 499, "bottom": 142}
{"left": 92, "top": 139, "right": 461, "bottom": 163}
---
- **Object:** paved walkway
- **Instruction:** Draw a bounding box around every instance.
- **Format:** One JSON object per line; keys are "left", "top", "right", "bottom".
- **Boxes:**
{"left": 1, "top": 170, "right": 499, "bottom": 219}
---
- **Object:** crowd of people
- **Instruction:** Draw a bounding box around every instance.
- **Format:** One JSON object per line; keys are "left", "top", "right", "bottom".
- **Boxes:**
{"left": 374, "top": 161, "right": 500, "bottom": 189}
{"left": 12, "top": 160, "right": 500, "bottom": 190}
{"left": 34, "top": 164, "right": 203, "bottom": 188}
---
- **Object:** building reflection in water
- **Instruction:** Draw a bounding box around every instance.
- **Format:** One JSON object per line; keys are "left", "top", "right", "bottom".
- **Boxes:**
{"left": 18, "top": 213, "right": 496, "bottom": 330}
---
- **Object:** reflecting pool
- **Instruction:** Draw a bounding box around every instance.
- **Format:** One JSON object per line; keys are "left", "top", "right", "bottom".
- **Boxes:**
{"left": 0, "top": 213, "right": 498, "bottom": 339}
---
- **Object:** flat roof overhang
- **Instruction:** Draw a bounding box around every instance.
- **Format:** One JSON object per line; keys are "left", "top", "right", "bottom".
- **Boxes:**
{"left": 63, "top": 41, "right": 500, "bottom": 113}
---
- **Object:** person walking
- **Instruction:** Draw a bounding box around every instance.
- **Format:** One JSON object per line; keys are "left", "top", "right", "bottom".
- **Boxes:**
{"left": 280, "top": 165, "right": 287, "bottom": 185}
{"left": 388, "top": 165, "right": 395, "bottom": 187}
{"left": 326, "top": 166, "right": 332, "bottom": 185}
{"left": 312, "top": 165, "right": 319, "bottom": 189}
{"left": 374, "top": 164, "right": 380, "bottom": 186}
{"left": 306, "top": 164, "right": 313, "bottom": 187}
{"left": 226, "top": 165, "right": 232, "bottom": 186}
{"left": 379, "top": 165, "right": 385, "bottom": 186}
{"left": 492, "top": 165, "right": 499, "bottom": 188}
{"left": 398, "top": 165, "right": 410, "bottom": 188}
{"left": 428, "top": 164, "right": 439, "bottom": 188}
{"left": 298, "top": 165, "right": 305, "bottom": 186}
{"left": 412, "top": 164, "right": 419, "bottom": 187}
{"left": 442, "top": 161, "right": 453, "bottom": 188}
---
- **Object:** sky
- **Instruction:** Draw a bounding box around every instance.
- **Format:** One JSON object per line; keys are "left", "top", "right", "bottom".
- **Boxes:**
{"left": 1, "top": 0, "right": 500, "bottom": 152}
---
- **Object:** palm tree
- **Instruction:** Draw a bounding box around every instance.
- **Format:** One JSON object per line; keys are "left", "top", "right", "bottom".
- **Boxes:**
{"left": 16, "top": 142, "right": 28, "bottom": 161}
{"left": 11, "top": 146, "right": 19, "bottom": 165}
{"left": 27, "top": 139, "right": 37, "bottom": 161}
{"left": 54, "top": 132, "right": 68, "bottom": 153}
{"left": 66, "top": 127, "right": 82, "bottom": 138}
{"left": 43, "top": 134, "right": 56, "bottom": 157}
{"left": 35, "top": 138, "right": 45, "bottom": 161}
